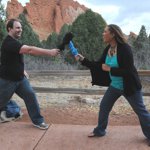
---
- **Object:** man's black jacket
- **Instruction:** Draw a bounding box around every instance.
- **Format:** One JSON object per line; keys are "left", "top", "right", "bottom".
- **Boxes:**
{"left": 81, "top": 43, "right": 142, "bottom": 96}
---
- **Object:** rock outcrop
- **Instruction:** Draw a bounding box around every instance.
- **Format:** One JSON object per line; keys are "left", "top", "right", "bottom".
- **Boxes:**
{"left": 129, "top": 32, "right": 137, "bottom": 38}
{"left": 6, "top": 0, "right": 88, "bottom": 40}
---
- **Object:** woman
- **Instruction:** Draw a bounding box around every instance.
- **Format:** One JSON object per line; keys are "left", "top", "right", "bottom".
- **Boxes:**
{"left": 69, "top": 24, "right": 150, "bottom": 145}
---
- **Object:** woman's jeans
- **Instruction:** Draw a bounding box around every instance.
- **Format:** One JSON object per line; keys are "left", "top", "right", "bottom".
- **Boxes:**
{"left": 94, "top": 86, "right": 150, "bottom": 139}
{"left": 0, "top": 77, "right": 44, "bottom": 125}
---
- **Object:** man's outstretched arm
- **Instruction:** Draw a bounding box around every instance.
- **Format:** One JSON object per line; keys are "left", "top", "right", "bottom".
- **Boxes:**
{"left": 19, "top": 45, "right": 60, "bottom": 57}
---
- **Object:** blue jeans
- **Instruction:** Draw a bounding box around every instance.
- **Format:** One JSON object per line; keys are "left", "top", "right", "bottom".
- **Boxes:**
{"left": 0, "top": 77, "right": 44, "bottom": 125}
{"left": 94, "top": 86, "right": 150, "bottom": 139}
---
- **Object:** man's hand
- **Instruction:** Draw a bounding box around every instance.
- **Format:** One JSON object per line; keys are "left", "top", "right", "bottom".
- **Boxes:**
{"left": 49, "top": 49, "right": 60, "bottom": 56}
{"left": 102, "top": 64, "right": 111, "bottom": 72}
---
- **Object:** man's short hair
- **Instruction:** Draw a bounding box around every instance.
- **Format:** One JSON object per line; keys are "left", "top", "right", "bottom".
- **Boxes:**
{"left": 6, "top": 18, "right": 21, "bottom": 32}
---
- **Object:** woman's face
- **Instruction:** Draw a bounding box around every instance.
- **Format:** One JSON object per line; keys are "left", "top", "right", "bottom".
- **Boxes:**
{"left": 102, "top": 26, "right": 114, "bottom": 44}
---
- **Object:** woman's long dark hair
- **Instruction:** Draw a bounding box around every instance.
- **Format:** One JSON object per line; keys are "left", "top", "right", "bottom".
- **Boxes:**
{"left": 108, "top": 24, "right": 127, "bottom": 44}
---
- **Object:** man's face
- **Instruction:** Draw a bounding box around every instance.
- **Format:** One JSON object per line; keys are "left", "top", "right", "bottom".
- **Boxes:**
{"left": 9, "top": 21, "right": 22, "bottom": 39}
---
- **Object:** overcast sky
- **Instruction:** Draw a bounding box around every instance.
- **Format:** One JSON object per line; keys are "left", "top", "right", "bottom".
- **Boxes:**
{"left": 2, "top": 0, "right": 150, "bottom": 35}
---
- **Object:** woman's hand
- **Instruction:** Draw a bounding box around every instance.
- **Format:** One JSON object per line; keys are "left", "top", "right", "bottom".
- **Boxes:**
{"left": 75, "top": 54, "right": 84, "bottom": 61}
{"left": 102, "top": 64, "right": 111, "bottom": 72}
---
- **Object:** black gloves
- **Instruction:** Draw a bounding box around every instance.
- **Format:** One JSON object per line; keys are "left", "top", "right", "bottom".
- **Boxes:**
{"left": 58, "top": 32, "right": 74, "bottom": 51}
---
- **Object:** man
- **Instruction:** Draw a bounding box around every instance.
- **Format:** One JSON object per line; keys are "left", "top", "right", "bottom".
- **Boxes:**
{"left": 0, "top": 18, "right": 60, "bottom": 129}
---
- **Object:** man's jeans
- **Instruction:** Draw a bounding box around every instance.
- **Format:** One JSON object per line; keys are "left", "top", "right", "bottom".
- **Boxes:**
{"left": 0, "top": 77, "right": 44, "bottom": 125}
{"left": 94, "top": 86, "right": 150, "bottom": 139}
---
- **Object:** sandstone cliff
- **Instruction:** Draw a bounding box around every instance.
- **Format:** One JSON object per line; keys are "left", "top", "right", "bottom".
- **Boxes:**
{"left": 7, "top": 0, "right": 88, "bottom": 40}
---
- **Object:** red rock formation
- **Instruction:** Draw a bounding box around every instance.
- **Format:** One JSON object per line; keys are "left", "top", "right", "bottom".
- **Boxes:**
{"left": 6, "top": 0, "right": 24, "bottom": 19}
{"left": 6, "top": 0, "right": 88, "bottom": 40}
{"left": 129, "top": 32, "right": 137, "bottom": 38}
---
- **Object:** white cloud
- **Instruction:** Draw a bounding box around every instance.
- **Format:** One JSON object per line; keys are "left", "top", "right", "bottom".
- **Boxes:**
{"left": 18, "top": 0, "right": 29, "bottom": 6}
{"left": 75, "top": 0, "right": 150, "bottom": 35}
{"left": 75, "top": 1, "right": 120, "bottom": 25}
{"left": 93, "top": 5, "right": 120, "bottom": 23}
{"left": 116, "top": 12, "right": 150, "bottom": 35}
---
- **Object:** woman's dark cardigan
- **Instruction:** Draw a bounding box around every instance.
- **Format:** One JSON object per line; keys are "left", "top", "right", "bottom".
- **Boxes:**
{"left": 81, "top": 43, "right": 142, "bottom": 96}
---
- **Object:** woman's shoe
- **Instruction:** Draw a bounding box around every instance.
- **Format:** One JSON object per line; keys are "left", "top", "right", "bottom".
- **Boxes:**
{"left": 88, "top": 132, "right": 105, "bottom": 137}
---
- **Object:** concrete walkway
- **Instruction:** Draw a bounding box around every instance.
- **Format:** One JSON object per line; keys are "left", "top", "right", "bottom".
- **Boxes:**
{"left": 0, "top": 122, "right": 149, "bottom": 150}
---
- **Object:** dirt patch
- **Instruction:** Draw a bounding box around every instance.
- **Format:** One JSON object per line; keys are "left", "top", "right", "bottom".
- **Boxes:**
{"left": 17, "top": 102, "right": 139, "bottom": 126}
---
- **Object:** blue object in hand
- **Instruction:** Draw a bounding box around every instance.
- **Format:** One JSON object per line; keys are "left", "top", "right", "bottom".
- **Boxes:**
{"left": 69, "top": 41, "right": 79, "bottom": 56}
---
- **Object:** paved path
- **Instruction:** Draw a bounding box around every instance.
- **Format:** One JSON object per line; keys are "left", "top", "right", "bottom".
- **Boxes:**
{"left": 0, "top": 122, "right": 149, "bottom": 150}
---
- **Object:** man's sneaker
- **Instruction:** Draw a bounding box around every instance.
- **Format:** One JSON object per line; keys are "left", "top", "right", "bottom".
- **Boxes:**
{"left": 14, "top": 110, "right": 24, "bottom": 121}
{"left": 0, "top": 110, "right": 23, "bottom": 123}
{"left": 0, "top": 116, "right": 6, "bottom": 123}
{"left": 33, "top": 122, "right": 49, "bottom": 130}
{"left": 0, "top": 111, "right": 15, "bottom": 123}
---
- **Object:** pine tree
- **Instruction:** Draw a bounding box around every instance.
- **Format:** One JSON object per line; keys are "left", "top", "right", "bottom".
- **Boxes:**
{"left": 43, "top": 32, "right": 58, "bottom": 49}
{"left": 70, "top": 9, "right": 107, "bottom": 61}
{"left": 0, "top": 1, "right": 5, "bottom": 19}
{"left": 133, "top": 25, "right": 149, "bottom": 69}
{"left": 0, "top": 1, "right": 6, "bottom": 46}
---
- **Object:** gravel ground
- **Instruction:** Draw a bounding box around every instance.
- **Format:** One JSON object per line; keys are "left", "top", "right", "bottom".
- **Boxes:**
{"left": 11, "top": 73, "right": 150, "bottom": 125}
